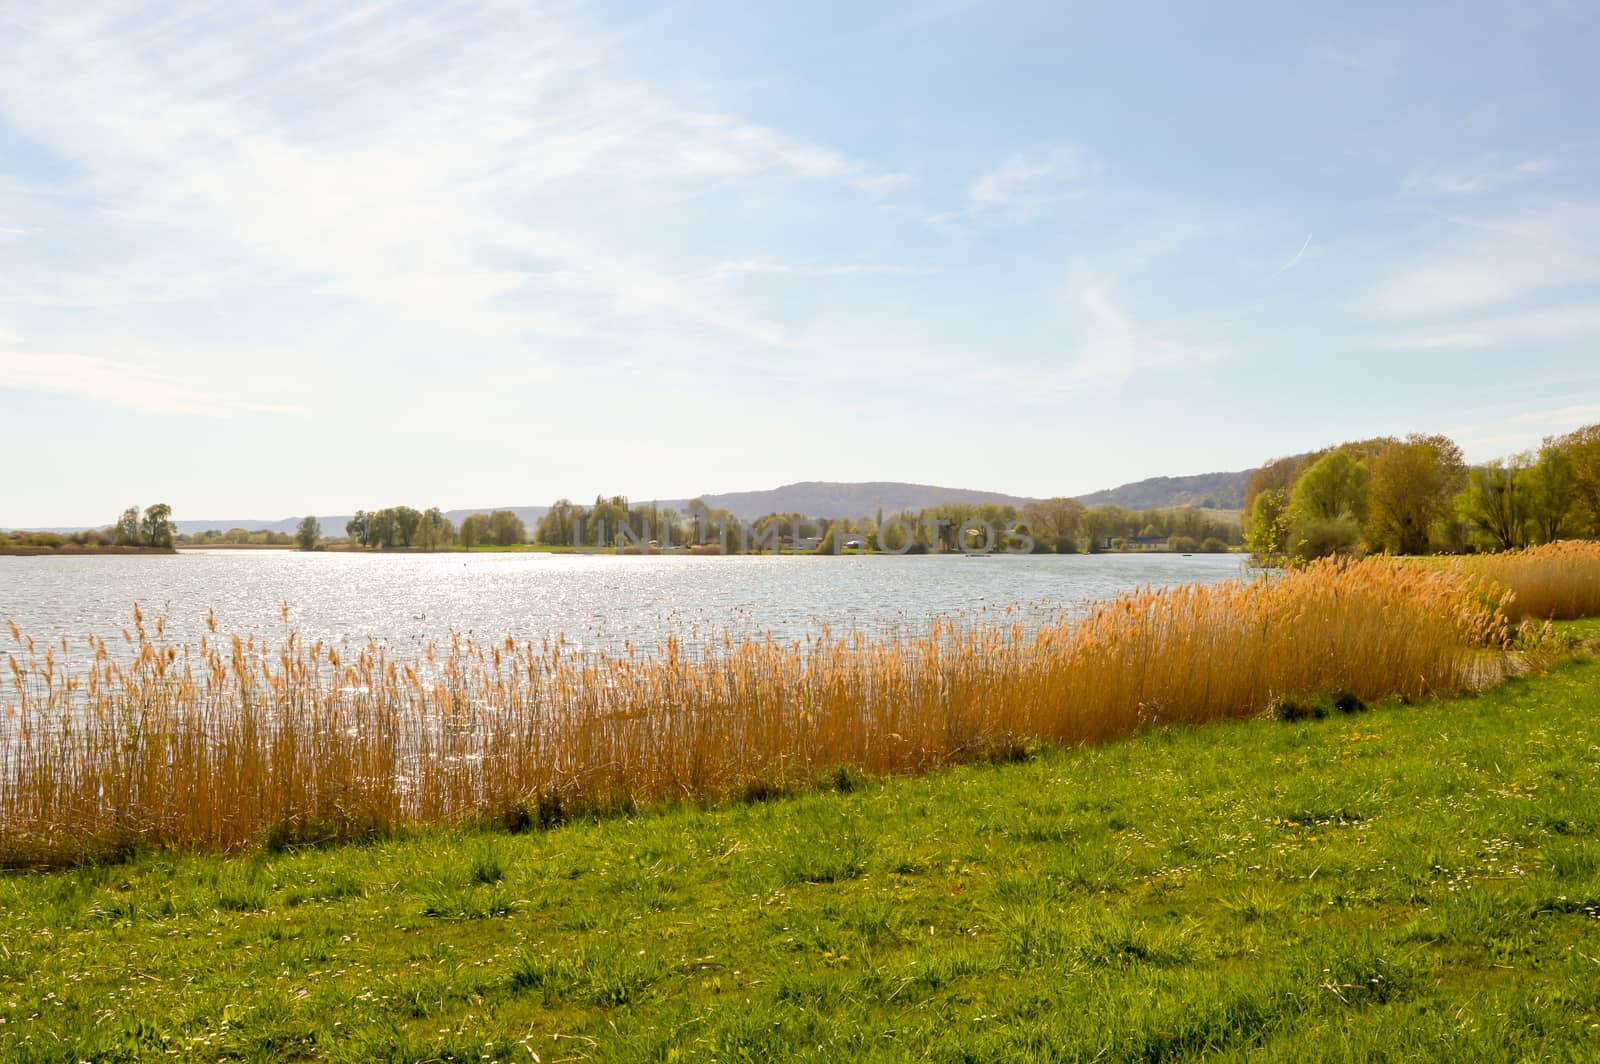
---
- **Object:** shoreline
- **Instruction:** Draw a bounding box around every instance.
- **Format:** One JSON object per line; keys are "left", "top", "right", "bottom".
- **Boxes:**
{"left": 0, "top": 546, "right": 177, "bottom": 557}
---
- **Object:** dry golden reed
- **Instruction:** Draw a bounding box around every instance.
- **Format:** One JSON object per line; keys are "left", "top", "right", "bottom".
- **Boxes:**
{"left": 1449, "top": 541, "right": 1600, "bottom": 621}
{"left": 0, "top": 555, "right": 1531, "bottom": 865}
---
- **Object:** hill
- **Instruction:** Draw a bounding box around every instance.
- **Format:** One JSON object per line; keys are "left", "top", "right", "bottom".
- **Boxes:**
{"left": 680, "top": 481, "right": 1039, "bottom": 520}
{"left": 1075, "top": 468, "right": 1251, "bottom": 510}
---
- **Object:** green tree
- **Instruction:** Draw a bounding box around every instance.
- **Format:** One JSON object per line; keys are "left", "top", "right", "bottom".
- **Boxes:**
{"left": 1519, "top": 445, "right": 1574, "bottom": 544}
{"left": 392, "top": 507, "right": 422, "bottom": 548}
{"left": 1556, "top": 423, "right": 1600, "bottom": 538}
{"left": 1460, "top": 461, "right": 1527, "bottom": 552}
{"left": 535, "top": 500, "right": 584, "bottom": 546}
{"left": 1081, "top": 506, "right": 1131, "bottom": 553}
{"left": 1018, "top": 498, "right": 1085, "bottom": 553}
{"left": 1366, "top": 434, "right": 1466, "bottom": 554}
{"left": 1290, "top": 450, "right": 1370, "bottom": 525}
{"left": 346, "top": 511, "right": 369, "bottom": 547}
{"left": 366, "top": 509, "right": 398, "bottom": 549}
{"left": 1242, "top": 455, "right": 1307, "bottom": 525}
{"left": 115, "top": 506, "right": 142, "bottom": 546}
{"left": 139, "top": 504, "right": 175, "bottom": 548}
{"left": 458, "top": 513, "right": 491, "bottom": 548}
{"left": 1245, "top": 489, "right": 1290, "bottom": 557}
{"left": 415, "top": 508, "right": 454, "bottom": 551}
{"left": 488, "top": 510, "right": 527, "bottom": 547}
{"left": 296, "top": 515, "right": 321, "bottom": 552}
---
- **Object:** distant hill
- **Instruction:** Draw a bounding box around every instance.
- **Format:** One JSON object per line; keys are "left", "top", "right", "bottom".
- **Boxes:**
{"left": 677, "top": 481, "right": 1040, "bottom": 521}
{"left": 1075, "top": 469, "right": 1251, "bottom": 511}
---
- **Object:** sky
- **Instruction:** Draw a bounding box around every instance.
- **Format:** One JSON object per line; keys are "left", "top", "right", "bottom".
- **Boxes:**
{"left": 3, "top": 1, "right": 1600, "bottom": 527}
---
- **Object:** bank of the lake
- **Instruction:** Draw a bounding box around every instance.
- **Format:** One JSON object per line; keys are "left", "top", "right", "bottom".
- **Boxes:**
{"left": 0, "top": 545, "right": 176, "bottom": 557}
{"left": 2, "top": 642, "right": 1597, "bottom": 1061}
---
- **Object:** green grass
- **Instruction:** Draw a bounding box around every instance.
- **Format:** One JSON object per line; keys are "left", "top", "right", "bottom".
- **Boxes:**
{"left": 1552, "top": 616, "right": 1600, "bottom": 644}
{"left": 4, "top": 658, "right": 1600, "bottom": 1061}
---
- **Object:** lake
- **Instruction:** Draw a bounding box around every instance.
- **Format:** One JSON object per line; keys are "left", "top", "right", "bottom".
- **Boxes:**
{"left": 0, "top": 550, "right": 1249, "bottom": 662}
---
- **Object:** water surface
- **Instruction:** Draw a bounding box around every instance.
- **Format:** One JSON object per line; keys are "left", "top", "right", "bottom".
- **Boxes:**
{"left": 1, "top": 550, "right": 1248, "bottom": 661}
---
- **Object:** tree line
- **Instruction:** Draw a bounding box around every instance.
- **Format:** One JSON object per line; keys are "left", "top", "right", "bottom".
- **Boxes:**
{"left": 1243, "top": 422, "right": 1600, "bottom": 560}
{"left": 115, "top": 504, "right": 175, "bottom": 548}
{"left": 339, "top": 508, "right": 527, "bottom": 551}
{"left": 1, "top": 504, "right": 177, "bottom": 553}
{"left": 528, "top": 494, "right": 1242, "bottom": 553}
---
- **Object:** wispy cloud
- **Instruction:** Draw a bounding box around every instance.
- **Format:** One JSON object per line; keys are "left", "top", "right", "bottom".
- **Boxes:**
{"left": 0, "top": 3, "right": 900, "bottom": 361}
{"left": 0, "top": 349, "right": 306, "bottom": 417}
{"left": 710, "top": 259, "right": 937, "bottom": 280}
{"left": 1402, "top": 156, "right": 1554, "bottom": 196}
{"left": 1273, "top": 233, "right": 1314, "bottom": 277}
{"left": 1377, "top": 304, "right": 1600, "bottom": 351}
{"left": 1060, "top": 265, "right": 1223, "bottom": 384}
{"left": 1369, "top": 201, "right": 1600, "bottom": 318}
{"left": 966, "top": 144, "right": 1098, "bottom": 217}
{"left": 1449, "top": 401, "right": 1600, "bottom": 459}
{"left": 1377, "top": 331, "right": 1495, "bottom": 350}
{"left": 1310, "top": 40, "right": 1399, "bottom": 78}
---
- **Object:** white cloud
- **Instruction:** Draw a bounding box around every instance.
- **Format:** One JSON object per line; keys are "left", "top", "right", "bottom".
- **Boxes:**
{"left": 1060, "top": 266, "right": 1222, "bottom": 384}
{"left": 0, "top": 3, "right": 902, "bottom": 362}
{"left": 0, "top": 349, "right": 306, "bottom": 417}
{"left": 1378, "top": 331, "right": 1494, "bottom": 350}
{"left": 967, "top": 145, "right": 1098, "bottom": 215}
{"left": 1369, "top": 202, "right": 1600, "bottom": 318}
{"left": 710, "top": 260, "right": 936, "bottom": 280}
{"left": 1448, "top": 401, "right": 1600, "bottom": 460}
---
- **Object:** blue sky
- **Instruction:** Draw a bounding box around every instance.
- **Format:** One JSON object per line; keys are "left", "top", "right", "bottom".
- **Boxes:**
{"left": 3, "top": 0, "right": 1599, "bottom": 526}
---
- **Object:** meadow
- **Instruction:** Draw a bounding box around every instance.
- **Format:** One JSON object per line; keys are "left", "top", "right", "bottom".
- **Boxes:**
{"left": 0, "top": 638, "right": 1597, "bottom": 1061}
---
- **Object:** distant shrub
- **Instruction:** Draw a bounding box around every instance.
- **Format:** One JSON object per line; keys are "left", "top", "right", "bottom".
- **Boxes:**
{"left": 1169, "top": 536, "right": 1200, "bottom": 553}
{"left": 1199, "top": 537, "right": 1230, "bottom": 553}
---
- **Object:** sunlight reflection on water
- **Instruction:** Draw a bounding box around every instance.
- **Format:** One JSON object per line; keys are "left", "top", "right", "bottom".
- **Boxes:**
{"left": 0, "top": 550, "right": 1249, "bottom": 664}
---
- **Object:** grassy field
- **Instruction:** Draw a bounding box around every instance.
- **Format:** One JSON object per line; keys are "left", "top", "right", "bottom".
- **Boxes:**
{"left": 3, "top": 641, "right": 1598, "bottom": 1060}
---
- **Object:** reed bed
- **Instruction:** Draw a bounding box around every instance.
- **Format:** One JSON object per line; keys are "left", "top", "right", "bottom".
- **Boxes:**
{"left": 0, "top": 557, "right": 1517, "bottom": 866}
{"left": 1449, "top": 540, "right": 1600, "bottom": 621}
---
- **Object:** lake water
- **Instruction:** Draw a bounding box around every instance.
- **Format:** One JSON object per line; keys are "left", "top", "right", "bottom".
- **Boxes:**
{"left": 0, "top": 550, "right": 1249, "bottom": 662}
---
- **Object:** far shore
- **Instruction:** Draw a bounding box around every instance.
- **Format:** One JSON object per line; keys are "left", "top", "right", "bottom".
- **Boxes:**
{"left": 0, "top": 546, "right": 178, "bottom": 558}
{"left": 8, "top": 542, "right": 1244, "bottom": 559}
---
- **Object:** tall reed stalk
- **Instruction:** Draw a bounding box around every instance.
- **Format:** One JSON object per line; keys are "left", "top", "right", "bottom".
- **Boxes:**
{"left": 0, "top": 553, "right": 1545, "bottom": 866}
{"left": 1449, "top": 541, "right": 1600, "bottom": 621}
